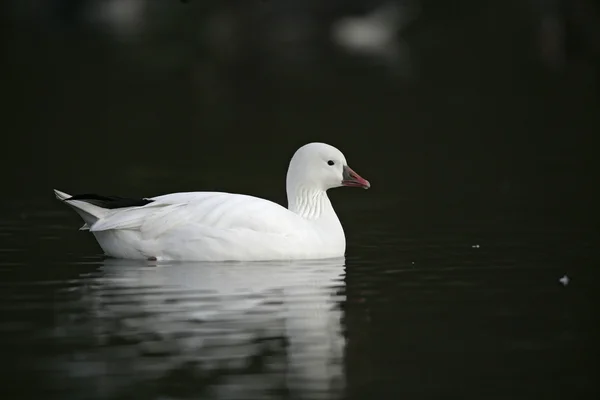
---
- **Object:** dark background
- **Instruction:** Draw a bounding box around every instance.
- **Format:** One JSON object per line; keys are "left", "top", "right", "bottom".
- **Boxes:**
{"left": 0, "top": 0, "right": 599, "bottom": 399}
{"left": 2, "top": 0, "right": 599, "bottom": 215}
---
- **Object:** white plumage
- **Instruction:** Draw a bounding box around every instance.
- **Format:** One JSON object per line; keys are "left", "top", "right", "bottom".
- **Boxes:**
{"left": 54, "top": 142, "right": 370, "bottom": 261}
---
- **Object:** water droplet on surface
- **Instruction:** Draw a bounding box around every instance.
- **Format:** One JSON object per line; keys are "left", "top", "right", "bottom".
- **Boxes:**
{"left": 559, "top": 275, "right": 569, "bottom": 286}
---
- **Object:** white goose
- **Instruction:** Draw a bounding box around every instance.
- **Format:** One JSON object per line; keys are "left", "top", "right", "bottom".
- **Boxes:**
{"left": 54, "top": 142, "right": 370, "bottom": 261}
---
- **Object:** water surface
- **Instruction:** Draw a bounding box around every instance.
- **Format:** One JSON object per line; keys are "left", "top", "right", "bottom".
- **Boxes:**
{"left": 1, "top": 199, "right": 598, "bottom": 399}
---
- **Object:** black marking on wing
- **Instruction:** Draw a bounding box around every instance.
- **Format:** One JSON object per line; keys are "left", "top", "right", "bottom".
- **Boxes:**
{"left": 67, "top": 193, "right": 155, "bottom": 209}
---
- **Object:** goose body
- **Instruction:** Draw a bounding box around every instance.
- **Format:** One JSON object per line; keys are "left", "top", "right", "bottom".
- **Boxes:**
{"left": 54, "top": 143, "right": 370, "bottom": 261}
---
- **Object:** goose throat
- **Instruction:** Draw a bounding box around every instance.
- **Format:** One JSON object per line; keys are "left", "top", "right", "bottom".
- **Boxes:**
{"left": 288, "top": 186, "right": 332, "bottom": 220}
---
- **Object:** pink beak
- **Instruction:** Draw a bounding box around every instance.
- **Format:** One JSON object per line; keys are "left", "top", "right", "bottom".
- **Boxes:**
{"left": 342, "top": 165, "right": 370, "bottom": 189}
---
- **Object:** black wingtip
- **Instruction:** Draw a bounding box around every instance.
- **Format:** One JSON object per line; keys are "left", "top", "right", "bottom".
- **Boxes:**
{"left": 67, "top": 193, "right": 154, "bottom": 209}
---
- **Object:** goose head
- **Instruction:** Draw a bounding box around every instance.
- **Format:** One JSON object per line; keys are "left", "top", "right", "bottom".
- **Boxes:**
{"left": 286, "top": 142, "right": 370, "bottom": 193}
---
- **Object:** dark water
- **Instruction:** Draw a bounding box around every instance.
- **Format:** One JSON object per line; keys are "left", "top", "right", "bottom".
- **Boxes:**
{"left": 1, "top": 193, "right": 599, "bottom": 399}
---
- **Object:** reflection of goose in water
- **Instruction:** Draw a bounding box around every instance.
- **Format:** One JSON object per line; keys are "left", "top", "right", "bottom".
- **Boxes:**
{"left": 53, "top": 258, "right": 346, "bottom": 399}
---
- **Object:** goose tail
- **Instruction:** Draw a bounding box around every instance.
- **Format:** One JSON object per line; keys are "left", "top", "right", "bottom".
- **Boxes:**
{"left": 53, "top": 189, "right": 108, "bottom": 231}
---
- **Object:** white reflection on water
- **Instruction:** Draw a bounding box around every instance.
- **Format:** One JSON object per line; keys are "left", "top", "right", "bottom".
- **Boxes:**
{"left": 53, "top": 257, "right": 347, "bottom": 399}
